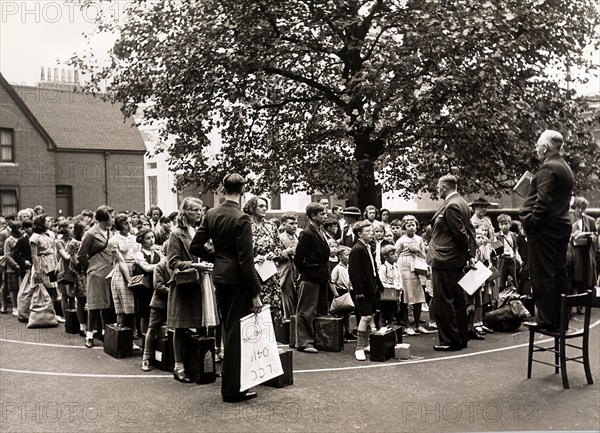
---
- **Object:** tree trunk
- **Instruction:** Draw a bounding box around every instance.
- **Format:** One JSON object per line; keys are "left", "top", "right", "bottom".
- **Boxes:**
{"left": 356, "top": 158, "right": 380, "bottom": 210}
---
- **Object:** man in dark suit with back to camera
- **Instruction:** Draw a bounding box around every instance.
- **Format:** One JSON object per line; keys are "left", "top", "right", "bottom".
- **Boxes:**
{"left": 520, "top": 130, "right": 574, "bottom": 332}
{"left": 427, "top": 174, "right": 477, "bottom": 352}
{"left": 190, "top": 173, "right": 263, "bottom": 403}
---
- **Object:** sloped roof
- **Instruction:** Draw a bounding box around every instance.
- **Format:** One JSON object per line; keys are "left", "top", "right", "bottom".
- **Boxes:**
{"left": 8, "top": 79, "right": 145, "bottom": 153}
{"left": 0, "top": 73, "right": 56, "bottom": 149}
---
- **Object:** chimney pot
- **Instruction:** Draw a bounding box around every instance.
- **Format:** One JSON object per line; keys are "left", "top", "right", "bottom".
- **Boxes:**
{"left": 61, "top": 69, "right": 66, "bottom": 83}
{"left": 74, "top": 70, "right": 80, "bottom": 85}
{"left": 68, "top": 70, "right": 73, "bottom": 83}
{"left": 54, "top": 68, "right": 59, "bottom": 82}
{"left": 47, "top": 67, "right": 52, "bottom": 81}
{"left": 41, "top": 66, "right": 45, "bottom": 81}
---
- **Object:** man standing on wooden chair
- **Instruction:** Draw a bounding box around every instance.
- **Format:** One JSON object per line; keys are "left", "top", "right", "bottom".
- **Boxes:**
{"left": 520, "top": 130, "right": 574, "bottom": 332}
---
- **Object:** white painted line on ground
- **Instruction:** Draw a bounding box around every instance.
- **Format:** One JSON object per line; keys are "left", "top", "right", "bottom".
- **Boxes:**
{"left": 1, "top": 320, "right": 597, "bottom": 378}
{"left": 0, "top": 339, "right": 103, "bottom": 349}
{"left": 0, "top": 367, "right": 170, "bottom": 378}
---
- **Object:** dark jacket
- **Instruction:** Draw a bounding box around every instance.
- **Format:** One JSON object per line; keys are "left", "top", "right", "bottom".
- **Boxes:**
{"left": 150, "top": 257, "right": 171, "bottom": 310}
{"left": 190, "top": 200, "right": 261, "bottom": 296}
{"left": 11, "top": 234, "right": 32, "bottom": 278}
{"left": 294, "top": 223, "right": 330, "bottom": 284}
{"left": 519, "top": 154, "right": 574, "bottom": 231}
{"left": 427, "top": 192, "right": 477, "bottom": 269}
{"left": 348, "top": 240, "right": 382, "bottom": 298}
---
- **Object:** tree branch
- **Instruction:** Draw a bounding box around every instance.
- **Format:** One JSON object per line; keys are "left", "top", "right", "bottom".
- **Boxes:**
{"left": 261, "top": 66, "right": 347, "bottom": 108}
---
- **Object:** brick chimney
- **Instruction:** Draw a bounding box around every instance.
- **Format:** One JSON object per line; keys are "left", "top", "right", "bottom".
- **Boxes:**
{"left": 37, "top": 66, "right": 80, "bottom": 91}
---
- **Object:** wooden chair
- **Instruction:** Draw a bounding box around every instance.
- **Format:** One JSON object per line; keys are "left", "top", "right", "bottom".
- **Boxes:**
{"left": 526, "top": 290, "right": 594, "bottom": 389}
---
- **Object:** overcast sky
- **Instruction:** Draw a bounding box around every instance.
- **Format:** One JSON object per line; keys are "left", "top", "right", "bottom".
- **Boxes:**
{"left": 1, "top": 1, "right": 118, "bottom": 86}
{"left": 1, "top": 1, "right": 599, "bottom": 95}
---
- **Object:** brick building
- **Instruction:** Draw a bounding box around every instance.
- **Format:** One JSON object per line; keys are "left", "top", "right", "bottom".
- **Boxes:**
{"left": 0, "top": 72, "right": 145, "bottom": 217}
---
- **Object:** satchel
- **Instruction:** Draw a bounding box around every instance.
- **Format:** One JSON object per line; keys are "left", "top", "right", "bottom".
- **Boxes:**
{"left": 483, "top": 298, "right": 529, "bottom": 332}
{"left": 46, "top": 270, "right": 58, "bottom": 282}
{"left": 330, "top": 292, "right": 355, "bottom": 314}
{"left": 27, "top": 283, "right": 58, "bottom": 328}
{"left": 490, "top": 240, "right": 504, "bottom": 256}
{"left": 175, "top": 268, "right": 200, "bottom": 286}
{"left": 128, "top": 274, "right": 151, "bottom": 294}
{"left": 410, "top": 257, "right": 429, "bottom": 276}
{"left": 380, "top": 286, "right": 399, "bottom": 302}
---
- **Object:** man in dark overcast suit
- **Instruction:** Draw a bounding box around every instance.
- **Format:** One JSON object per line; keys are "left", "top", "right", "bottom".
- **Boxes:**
{"left": 190, "top": 173, "right": 262, "bottom": 403}
{"left": 520, "top": 130, "right": 574, "bottom": 331}
{"left": 427, "top": 174, "right": 476, "bottom": 351}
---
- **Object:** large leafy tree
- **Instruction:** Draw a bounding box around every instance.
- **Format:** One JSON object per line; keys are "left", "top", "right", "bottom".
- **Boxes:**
{"left": 73, "top": 0, "right": 600, "bottom": 206}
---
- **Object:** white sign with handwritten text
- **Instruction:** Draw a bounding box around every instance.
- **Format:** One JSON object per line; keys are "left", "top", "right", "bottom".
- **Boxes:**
{"left": 239, "top": 305, "right": 283, "bottom": 392}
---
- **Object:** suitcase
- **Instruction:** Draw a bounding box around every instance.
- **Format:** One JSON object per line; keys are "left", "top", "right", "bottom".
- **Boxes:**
{"left": 391, "top": 326, "right": 403, "bottom": 344}
{"left": 64, "top": 309, "right": 80, "bottom": 334}
{"left": 183, "top": 334, "right": 217, "bottom": 385}
{"left": 369, "top": 328, "right": 396, "bottom": 362}
{"left": 394, "top": 343, "right": 410, "bottom": 360}
{"left": 151, "top": 328, "right": 174, "bottom": 372}
{"left": 314, "top": 316, "right": 344, "bottom": 352}
{"left": 275, "top": 320, "right": 290, "bottom": 344}
{"left": 104, "top": 324, "right": 133, "bottom": 358}
{"left": 289, "top": 316, "right": 296, "bottom": 349}
{"left": 53, "top": 299, "right": 63, "bottom": 317}
{"left": 264, "top": 349, "right": 293, "bottom": 388}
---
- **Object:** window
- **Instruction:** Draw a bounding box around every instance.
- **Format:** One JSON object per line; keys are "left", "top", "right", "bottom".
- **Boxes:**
{"left": 0, "top": 189, "right": 18, "bottom": 215}
{"left": 146, "top": 162, "right": 157, "bottom": 170}
{"left": 270, "top": 192, "right": 281, "bottom": 210}
{"left": 148, "top": 176, "right": 158, "bottom": 208}
{"left": 0, "top": 129, "right": 14, "bottom": 162}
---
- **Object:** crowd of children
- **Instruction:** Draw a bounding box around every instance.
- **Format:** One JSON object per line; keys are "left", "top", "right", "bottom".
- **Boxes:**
{"left": 0, "top": 196, "right": 597, "bottom": 371}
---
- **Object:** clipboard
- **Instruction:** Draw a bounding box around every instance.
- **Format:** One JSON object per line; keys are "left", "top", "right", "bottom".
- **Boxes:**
{"left": 255, "top": 259, "right": 278, "bottom": 282}
{"left": 458, "top": 261, "right": 493, "bottom": 295}
{"left": 513, "top": 170, "right": 534, "bottom": 199}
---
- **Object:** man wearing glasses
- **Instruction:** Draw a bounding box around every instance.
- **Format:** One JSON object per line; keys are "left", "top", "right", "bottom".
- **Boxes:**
{"left": 520, "top": 130, "right": 574, "bottom": 332}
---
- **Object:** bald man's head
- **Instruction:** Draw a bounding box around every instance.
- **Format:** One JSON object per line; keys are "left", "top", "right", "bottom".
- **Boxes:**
{"left": 535, "top": 129, "right": 563, "bottom": 160}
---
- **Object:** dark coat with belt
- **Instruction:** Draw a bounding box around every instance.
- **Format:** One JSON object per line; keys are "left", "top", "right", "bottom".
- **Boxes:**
{"left": 294, "top": 223, "right": 330, "bottom": 284}
{"left": 427, "top": 193, "right": 477, "bottom": 269}
{"left": 348, "top": 240, "right": 382, "bottom": 298}
{"left": 166, "top": 226, "right": 203, "bottom": 328}
{"left": 190, "top": 200, "right": 261, "bottom": 296}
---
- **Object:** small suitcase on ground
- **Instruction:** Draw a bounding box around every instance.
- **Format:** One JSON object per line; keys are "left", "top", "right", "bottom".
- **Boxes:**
{"left": 104, "top": 324, "right": 133, "bottom": 358}
{"left": 264, "top": 349, "right": 293, "bottom": 388}
{"left": 275, "top": 320, "right": 290, "bottom": 344}
{"left": 394, "top": 343, "right": 410, "bottom": 360}
{"left": 369, "top": 328, "right": 396, "bottom": 362}
{"left": 152, "top": 328, "right": 174, "bottom": 372}
{"left": 64, "top": 309, "right": 80, "bottom": 334}
{"left": 184, "top": 334, "right": 216, "bottom": 385}
{"left": 53, "top": 299, "right": 63, "bottom": 317}
{"left": 289, "top": 316, "right": 296, "bottom": 349}
{"left": 314, "top": 316, "right": 344, "bottom": 352}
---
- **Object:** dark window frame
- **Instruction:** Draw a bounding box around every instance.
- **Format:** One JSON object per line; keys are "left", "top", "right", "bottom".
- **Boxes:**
{"left": 0, "top": 128, "right": 15, "bottom": 163}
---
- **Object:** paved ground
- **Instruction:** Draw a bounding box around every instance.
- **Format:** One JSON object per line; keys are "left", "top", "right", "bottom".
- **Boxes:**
{"left": 1, "top": 309, "right": 599, "bottom": 433}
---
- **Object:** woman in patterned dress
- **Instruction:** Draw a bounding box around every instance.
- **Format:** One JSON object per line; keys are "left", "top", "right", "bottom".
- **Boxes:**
{"left": 30, "top": 214, "right": 62, "bottom": 322}
{"left": 243, "top": 196, "right": 284, "bottom": 326}
{"left": 108, "top": 213, "right": 140, "bottom": 348}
